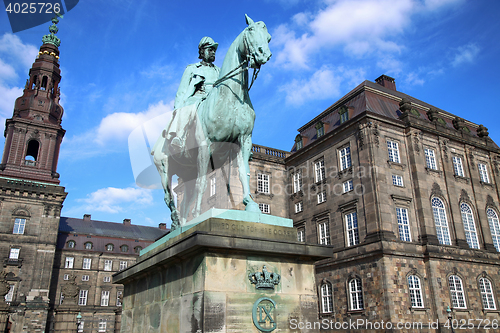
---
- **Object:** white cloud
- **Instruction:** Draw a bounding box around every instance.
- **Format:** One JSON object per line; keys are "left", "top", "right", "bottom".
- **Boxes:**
{"left": 273, "top": 0, "right": 415, "bottom": 68}
{"left": 0, "top": 84, "right": 22, "bottom": 117}
{"left": 451, "top": 43, "right": 479, "bottom": 67}
{"left": 61, "top": 100, "right": 174, "bottom": 160}
{"left": 95, "top": 99, "right": 173, "bottom": 145}
{"left": 272, "top": 0, "right": 464, "bottom": 68}
{"left": 78, "top": 187, "right": 153, "bottom": 213}
{"left": 405, "top": 72, "right": 425, "bottom": 86}
{"left": 0, "top": 33, "right": 38, "bottom": 68}
{"left": 0, "top": 59, "right": 17, "bottom": 83}
{"left": 280, "top": 66, "right": 365, "bottom": 105}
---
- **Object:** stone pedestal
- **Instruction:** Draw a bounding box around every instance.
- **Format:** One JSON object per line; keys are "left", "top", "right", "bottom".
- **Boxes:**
{"left": 114, "top": 214, "right": 331, "bottom": 333}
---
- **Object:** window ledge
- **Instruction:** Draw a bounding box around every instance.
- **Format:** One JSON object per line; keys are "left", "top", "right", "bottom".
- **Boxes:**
{"left": 254, "top": 191, "right": 274, "bottom": 198}
{"left": 337, "top": 166, "right": 353, "bottom": 179}
{"left": 3, "top": 258, "right": 22, "bottom": 268}
{"left": 387, "top": 161, "right": 406, "bottom": 171}
{"left": 346, "top": 310, "right": 365, "bottom": 316}
{"left": 410, "top": 307, "right": 430, "bottom": 313}
{"left": 454, "top": 175, "right": 469, "bottom": 183}
{"left": 480, "top": 181, "right": 493, "bottom": 188}
{"left": 425, "top": 167, "right": 442, "bottom": 176}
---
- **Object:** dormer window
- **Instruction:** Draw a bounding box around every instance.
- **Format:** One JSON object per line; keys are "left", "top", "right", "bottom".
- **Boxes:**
{"left": 315, "top": 121, "right": 325, "bottom": 138}
{"left": 84, "top": 242, "right": 93, "bottom": 250}
{"left": 339, "top": 105, "right": 349, "bottom": 123}
{"left": 295, "top": 135, "right": 303, "bottom": 150}
{"left": 67, "top": 241, "right": 76, "bottom": 249}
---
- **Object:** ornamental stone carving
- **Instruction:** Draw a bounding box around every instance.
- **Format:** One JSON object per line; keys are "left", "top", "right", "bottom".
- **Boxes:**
{"left": 61, "top": 274, "right": 79, "bottom": 304}
{"left": 477, "top": 125, "right": 489, "bottom": 138}
{"left": 248, "top": 265, "right": 280, "bottom": 289}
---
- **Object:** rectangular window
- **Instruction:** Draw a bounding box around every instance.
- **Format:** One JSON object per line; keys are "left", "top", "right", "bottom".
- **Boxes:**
{"left": 396, "top": 208, "right": 411, "bottom": 242}
{"left": 82, "top": 275, "right": 89, "bottom": 282}
{"left": 63, "top": 274, "right": 70, "bottom": 281}
{"left": 297, "top": 228, "right": 305, "bottom": 242}
{"left": 424, "top": 148, "right": 437, "bottom": 170}
{"left": 343, "top": 179, "right": 353, "bottom": 193}
{"left": 103, "top": 276, "right": 111, "bottom": 283}
{"left": 59, "top": 292, "right": 64, "bottom": 305}
{"left": 315, "top": 159, "right": 326, "bottom": 182}
{"left": 392, "top": 175, "right": 403, "bottom": 187}
{"left": 387, "top": 140, "right": 400, "bottom": 163}
{"left": 78, "top": 290, "right": 88, "bottom": 306}
{"left": 65, "top": 257, "right": 74, "bottom": 269}
{"left": 346, "top": 212, "right": 359, "bottom": 246}
{"left": 5, "top": 285, "right": 14, "bottom": 303}
{"left": 293, "top": 171, "right": 302, "bottom": 193}
{"left": 452, "top": 156, "right": 464, "bottom": 177}
{"left": 318, "top": 222, "right": 330, "bottom": 245}
{"left": 258, "top": 203, "right": 270, "bottom": 214}
{"left": 317, "top": 191, "right": 326, "bottom": 204}
{"left": 479, "top": 163, "right": 490, "bottom": 183}
{"left": 116, "top": 291, "right": 123, "bottom": 306}
{"left": 98, "top": 319, "right": 107, "bottom": 332}
{"left": 119, "top": 261, "right": 127, "bottom": 270}
{"left": 104, "top": 260, "right": 112, "bottom": 271}
{"left": 257, "top": 173, "right": 270, "bottom": 193}
{"left": 210, "top": 177, "right": 216, "bottom": 196}
{"left": 82, "top": 258, "right": 92, "bottom": 270}
{"left": 316, "top": 125, "right": 324, "bottom": 138}
{"left": 339, "top": 147, "right": 352, "bottom": 171}
{"left": 295, "top": 201, "right": 303, "bottom": 213}
{"left": 78, "top": 321, "right": 84, "bottom": 333}
{"left": 13, "top": 218, "right": 26, "bottom": 234}
{"left": 9, "top": 248, "right": 19, "bottom": 259}
{"left": 101, "top": 290, "right": 110, "bottom": 306}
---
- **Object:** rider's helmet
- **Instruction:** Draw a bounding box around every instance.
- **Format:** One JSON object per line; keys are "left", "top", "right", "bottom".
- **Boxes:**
{"left": 198, "top": 37, "right": 219, "bottom": 50}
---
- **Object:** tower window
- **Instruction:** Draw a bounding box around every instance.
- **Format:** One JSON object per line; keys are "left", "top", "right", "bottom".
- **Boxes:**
{"left": 41, "top": 76, "right": 48, "bottom": 90}
{"left": 25, "top": 140, "right": 39, "bottom": 165}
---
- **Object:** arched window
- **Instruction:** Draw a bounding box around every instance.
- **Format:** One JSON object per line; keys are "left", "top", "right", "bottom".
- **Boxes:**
{"left": 320, "top": 282, "right": 333, "bottom": 313}
{"left": 460, "top": 203, "right": 479, "bottom": 249}
{"left": 448, "top": 275, "right": 466, "bottom": 309}
{"left": 84, "top": 242, "right": 93, "bottom": 250}
{"left": 67, "top": 240, "right": 76, "bottom": 249}
{"left": 349, "top": 278, "right": 363, "bottom": 310}
{"left": 25, "top": 140, "right": 39, "bottom": 165}
{"left": 487, "top": 208, "right": 500, "bottom": 252}
{"left": 431, "top": 198, "right": 451, "bottom": 245}
{"left": 106, "top": 244, "right": 114, "bottom": 251}
{"left": 408, "top": 275, "right": 424, "bottom": 308}
{"left": 120, "top": 245, "right": 129, "bottom": 252}
{"left": 41, "top": 76, "right": 48, "bottom": 90}
{"left": 479, "top": 277, "right": 496, "bottom": 310}
{"left": 134, "top": 246, "right": 142, "bottom": 254}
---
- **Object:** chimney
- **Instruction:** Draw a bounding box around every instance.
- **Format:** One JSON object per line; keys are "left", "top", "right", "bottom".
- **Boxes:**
{"left": 83, "top": 214, "right": 91, "bottom": 221}
{"left": 375, "top": 74, "right": 396, "bottom": 91}
{"left": 159, "top": 223, "right": 167, "bottom": 230}
{"left": 123, "top": 218, "right": 131, "bottom": 226}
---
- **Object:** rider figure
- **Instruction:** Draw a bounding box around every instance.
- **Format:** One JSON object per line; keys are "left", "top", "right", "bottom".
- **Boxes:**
{"left": 167, "top": 37, "right": 220, "bottom": 149}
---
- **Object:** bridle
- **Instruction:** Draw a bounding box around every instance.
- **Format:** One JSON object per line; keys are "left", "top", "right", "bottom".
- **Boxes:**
{"left": 213, "top": 27, "right": 261, "bottom": 91}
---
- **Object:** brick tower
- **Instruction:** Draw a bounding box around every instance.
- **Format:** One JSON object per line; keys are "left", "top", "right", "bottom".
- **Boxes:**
{"left": 0, "top": 17, "right": 67, "bottom": 332}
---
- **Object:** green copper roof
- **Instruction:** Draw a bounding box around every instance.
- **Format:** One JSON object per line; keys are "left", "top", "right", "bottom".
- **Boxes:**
{"left": 42, "top": 16, "right": 61, "bottom": 47}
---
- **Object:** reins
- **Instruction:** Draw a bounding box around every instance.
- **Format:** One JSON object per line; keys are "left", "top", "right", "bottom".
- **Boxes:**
{"left": 213, "top": 30, "right": 260, "bottom": 91}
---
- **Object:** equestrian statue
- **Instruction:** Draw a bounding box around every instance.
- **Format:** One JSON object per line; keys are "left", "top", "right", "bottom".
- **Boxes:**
{"left": 152, "top": 14, "right": 272, "bottom": 230}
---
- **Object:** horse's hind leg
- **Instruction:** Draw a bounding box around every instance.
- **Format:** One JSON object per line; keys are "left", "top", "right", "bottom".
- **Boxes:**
{"left": 193, "top": 143, "right": 210, "bottom": 218}
{"left": 154, "top": 150, "right": 180, "bottom": 229}
{"left": 237, "top": 135, "right": 261, "bottom": 213}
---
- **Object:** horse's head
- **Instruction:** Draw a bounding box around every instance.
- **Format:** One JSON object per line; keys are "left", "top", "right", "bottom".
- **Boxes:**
{"left": 244, "top": 14, "right": 272, "bottom": 69}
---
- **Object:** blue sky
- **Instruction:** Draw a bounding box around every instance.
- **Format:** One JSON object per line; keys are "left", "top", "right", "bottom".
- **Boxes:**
{"left": 1, "top": 0, "right": 499, "bottom": 228}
